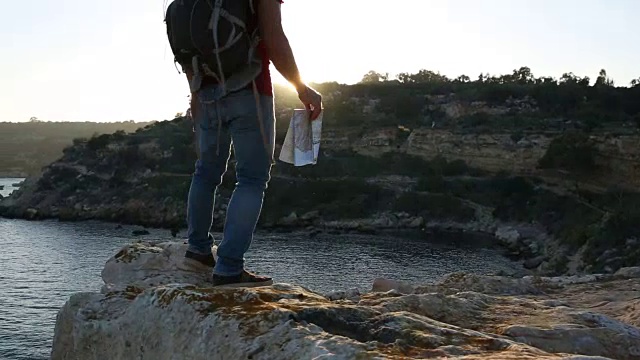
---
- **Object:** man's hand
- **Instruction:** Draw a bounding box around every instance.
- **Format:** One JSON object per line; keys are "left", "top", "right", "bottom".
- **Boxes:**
{"left": 297, "top": 85, "right": 323, "bottom": 121}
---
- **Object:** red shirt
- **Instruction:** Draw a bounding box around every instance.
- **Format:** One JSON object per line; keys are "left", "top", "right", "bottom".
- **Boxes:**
{"left": 254, "top": 41, "right": 274, "bottom": 96}
{"left": 252, "top": 0, "right": 284, "bottom": 97}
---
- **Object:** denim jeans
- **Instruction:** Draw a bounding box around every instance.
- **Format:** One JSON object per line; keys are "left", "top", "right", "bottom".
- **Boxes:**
{"left": 186, "top": 84, "right": 275, "bottom": 276}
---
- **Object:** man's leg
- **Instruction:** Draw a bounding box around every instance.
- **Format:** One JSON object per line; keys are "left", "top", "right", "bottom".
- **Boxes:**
{"left": 186, "top": 94, "right": 232, "bottom": 265}
{"left": 213, "top": 90, "right": 275, "bottom": 285}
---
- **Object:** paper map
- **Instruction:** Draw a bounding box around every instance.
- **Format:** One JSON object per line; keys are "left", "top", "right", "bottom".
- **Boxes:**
{"left": 279, "top": 109, "right": 323, "bottom": 166}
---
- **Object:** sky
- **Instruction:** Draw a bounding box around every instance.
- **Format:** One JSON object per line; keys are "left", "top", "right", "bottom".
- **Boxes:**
{"left": 0, "top": 0, "right": 638, "bottom": 123}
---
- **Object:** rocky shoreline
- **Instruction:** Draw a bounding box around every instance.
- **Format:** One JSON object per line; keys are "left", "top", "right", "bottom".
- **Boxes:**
{"left": 0, "top": 171, "right": 630, "bottom": 278}
{"left": 0, "top": 180, "right": 550, "bottom": 275}
{"left": 51, "top": 240, "right": 640, "bottom": 360}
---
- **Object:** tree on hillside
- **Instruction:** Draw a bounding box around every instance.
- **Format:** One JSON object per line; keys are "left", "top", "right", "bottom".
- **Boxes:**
{"left": 29, "top": 116, "right": 41, "bottom": 122}
{"left": 595, "top": 69, "right": 614, "bottom": 87}
{"left": 631, "top": 78, "right": 640, "bottom": 87}
{"left": 454, "top": 75, "right": 471, "bottom": 83}
{"left": 360, "top": 71, "right": 389, "bottom": 83}
{"left": 559, "top": 72, "right": 591, "bottom": 87}
{"left": 397, "top": 69, "right": 449, "bottom": 84}
{"left": 538, "top": 132, "right": 598, "bottom": 175}
{"left": 397, "top": 72, "right": 411, "bottom": 84}
{"left": 512, "top": 66, "right": 535, "bottom": 84}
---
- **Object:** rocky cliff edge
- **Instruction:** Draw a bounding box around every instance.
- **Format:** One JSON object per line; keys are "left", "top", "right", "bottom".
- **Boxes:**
{"left": 51, "top": 241, "right": 640, "bottom": 359}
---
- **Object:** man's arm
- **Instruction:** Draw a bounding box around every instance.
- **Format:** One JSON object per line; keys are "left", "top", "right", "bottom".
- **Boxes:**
{"left": 257, "top": 0, "right": 323, "bottom": 120}
{"left": 257, "top": 0, "right": 303, "bottom": 91}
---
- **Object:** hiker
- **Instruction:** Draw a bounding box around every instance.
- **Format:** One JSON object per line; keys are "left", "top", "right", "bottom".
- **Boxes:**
{"left": 165, "top": 0, "right": 322, "bottom": 287}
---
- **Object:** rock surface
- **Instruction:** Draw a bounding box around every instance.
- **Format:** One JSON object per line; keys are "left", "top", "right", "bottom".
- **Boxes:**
{"left": 52, "top": 241, "right": 640, "bottom": 360}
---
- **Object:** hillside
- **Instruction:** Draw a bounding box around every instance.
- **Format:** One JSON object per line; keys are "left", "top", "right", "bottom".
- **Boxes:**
{"left": 0, "top": 120, "right": 153, "bottom": 177}
{"left": 2, "top": 66, "right": 640, "bottom": 276}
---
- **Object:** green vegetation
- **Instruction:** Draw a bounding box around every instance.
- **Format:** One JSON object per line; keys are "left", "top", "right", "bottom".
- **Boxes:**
{"left": 270, "top": 66, "right": 640, "bottom": 131}
{"left": 276, "top": 151, "right": 483, "bottom": 179}
{"left": 146, "top": 175, "right": 192, "bottom": 201}
{"left": 259, "top": 152, "right": 478, "bottom": 223}
{"left": 261, "top": 178, "right": 392, "bottom": 223}
{"left": 0, "top": 121, "right": 152, "bottom": 176}
{"left": 537, "top": 132, "right": 599, "bottom": 174}
{"left": 392, "top": 192, "right": 474, "bottom": 222}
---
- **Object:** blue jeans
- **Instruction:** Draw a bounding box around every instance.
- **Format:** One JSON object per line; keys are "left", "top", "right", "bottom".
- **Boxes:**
{"left": 186, "top": 84, "right": 275, "bottom": 276}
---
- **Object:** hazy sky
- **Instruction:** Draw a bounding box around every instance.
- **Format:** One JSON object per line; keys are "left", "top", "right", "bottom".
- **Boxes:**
{"left": 1, "top": 0, "right": 638, "bottom": 122}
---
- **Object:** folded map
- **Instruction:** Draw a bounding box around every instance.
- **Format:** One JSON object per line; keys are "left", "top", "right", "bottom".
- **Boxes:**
{"left": 279, "top": 109, "right": 323, "bottom": 166}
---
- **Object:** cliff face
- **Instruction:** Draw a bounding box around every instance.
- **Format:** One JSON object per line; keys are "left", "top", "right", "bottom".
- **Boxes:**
{"left": 326, "top": 128, "right": 640, "bottom": 189}
{"left": 51, "top": 241, "right": 640, "bottom": 360}
{"left": 314, "top": 86, "right": 640, "bottom": 189}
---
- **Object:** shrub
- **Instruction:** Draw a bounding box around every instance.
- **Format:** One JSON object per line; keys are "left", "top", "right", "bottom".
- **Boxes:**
{"left": 261, "top": 178, "right": 393, "bottom": 223}
{"left": 416, "top": 175, "right": 447, "bottom": 193}
{"left": 538, "top": 131, "right": 598, "bottom": 174}
{"left": 392, "top": 192, "right": 475, "bottom": 221}
{"left": 87, "top": 134, "right": 111, "bottom": 152}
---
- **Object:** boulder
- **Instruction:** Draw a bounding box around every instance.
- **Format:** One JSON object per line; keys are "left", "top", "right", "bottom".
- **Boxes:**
{"left": 371, "top": 278, "right": 415, "bottom": 294}
{"left": 495, "top": 226, "right": 520, "bottom": 246}
{"left": 614, "top": 267, "right": 640, "bottom": 279}
{"left": 524, "top": 255, "right": 547, "bottom": 270}
{"left": 24, "top": 207, "right": 38, "bottom": 220}
{"left": 300, "top": 210, "right": 320, "bottom": 221}
{"left": 408, "top": 216, "right": 424, "bottom": 228}
{"left": 278, "top": 212, "right": 299, "bottom": 226}
{"left": 52, "top": 241, "right": 640, "bottom": 360}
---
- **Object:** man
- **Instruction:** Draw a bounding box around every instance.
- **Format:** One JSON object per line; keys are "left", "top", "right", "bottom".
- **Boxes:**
{"left": 177, "top": 0, "right": 322, "bottom": 287}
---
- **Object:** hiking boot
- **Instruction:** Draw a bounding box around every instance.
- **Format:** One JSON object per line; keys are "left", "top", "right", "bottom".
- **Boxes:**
{"left": 212, "top": 270, "right": 273, "bottom": 288}
{"left": 181, "top": 250, "right": 216, "bottom": 272}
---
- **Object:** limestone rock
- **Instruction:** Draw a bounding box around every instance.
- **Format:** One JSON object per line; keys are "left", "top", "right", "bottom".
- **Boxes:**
{"left": 495, "top": 226, "right": 521, "bottom": 245}
{"left": 524, "top": 255, "right": 547, "bottom": 270}
{"left": 324, "top": 288, "right": 361, "bottom": 302}
{"left": 372, "top": 278, "right": 415, "bottom": 294}
{"left": 408, "top": 216, "right": 424, "bottom": 228}
{"left": 278, "top": 212, "right": 299, "bottom": 226}
{"left": 52, "top": 241, "right": 640, "bottom": 360}
{"left": 300, "top": 210, "right": 320, "bottom": 221}
{"left": 101, "top": 241, "right": 217, "bottom": 293}
{"left": 615, "top": 267, "right": 640, "bottom": 279}
{"left": 415, "top": 272, "right": 542, "bottom": 296}
{"left": 24, "top": 207, "right": 38, "bottom": 219}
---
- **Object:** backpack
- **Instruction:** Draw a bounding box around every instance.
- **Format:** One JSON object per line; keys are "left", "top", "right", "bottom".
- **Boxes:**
{"left": 164, "top": 0, "right": 262, "bottom": 94}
